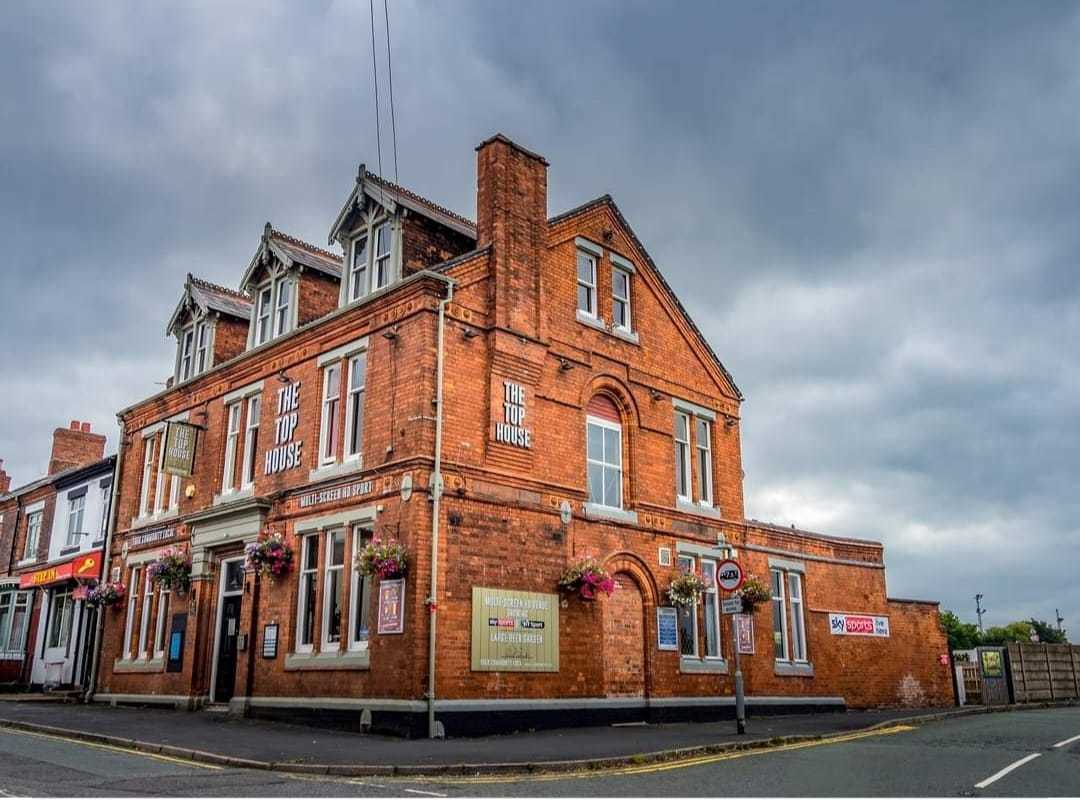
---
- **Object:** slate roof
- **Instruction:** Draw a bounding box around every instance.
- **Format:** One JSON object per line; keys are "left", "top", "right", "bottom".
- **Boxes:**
{"left": 188, "top": 275, "right": 252, "bottom": 320}
{"left": 364, "top": 171, "right": 477, "bottom": 233}
{"left": 269, "top": 229, "right": 343, "bottom": 279}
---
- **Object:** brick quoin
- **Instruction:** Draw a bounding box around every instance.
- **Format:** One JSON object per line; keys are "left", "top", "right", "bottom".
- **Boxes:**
{"left": 89, "top": 133, "right": 952, "bottom": 736}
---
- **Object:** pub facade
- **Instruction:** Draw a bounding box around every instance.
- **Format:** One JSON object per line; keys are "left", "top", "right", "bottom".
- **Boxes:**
{"left": 93, "top": 134, "right": 952, "bottom": 735}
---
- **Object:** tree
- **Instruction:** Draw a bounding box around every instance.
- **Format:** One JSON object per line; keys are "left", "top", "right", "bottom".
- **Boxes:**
{"left": 940, "top": 610, "right": 982, "bottom": 650}
{"left": 981, "top": 621, "right": 1034, "bottom": 645}
{"left": 1029, "top": 618, "right": 1068, "bottom": 644}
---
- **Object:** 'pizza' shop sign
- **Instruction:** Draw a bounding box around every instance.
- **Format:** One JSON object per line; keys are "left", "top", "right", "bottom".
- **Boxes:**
{"left": 493, "top": 381, "right": 532, "bottom": 449}
{"left": 266, "top": 382, "right": 303, "bottom": 474}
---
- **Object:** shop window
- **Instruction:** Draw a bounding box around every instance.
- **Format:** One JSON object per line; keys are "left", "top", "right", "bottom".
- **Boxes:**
{"left": 322, "top": 529, "right": 347, "bottom": 649}
{"left": 23, "top": 510, "right": 42, "bottom": 561}
{"left": 586, "top": 396, "right": 622, "bottom": 509}
{"left": 701, "top": 559, "right": 722, "bottom": 658}
{"left": 771, "top": 568, "right": 808, "bottom": 662}
{"left": 46, "top": 589, "right": 74, "bottom": 650}
{"left": 0, "top": 591, "right": 30, "bottom": 655}
{"left": 676, "top": 555, "right": 698, "bottom": 657}
{"left": 296, "top": 536, "right": 319, "bottom": 653}
{"left": 612, "top": 266, "right": 632, "bottom": 331}
{"left": 319, "top": 364, "right": 341, "bottom": 467}
{"left": 241, "top": 395, "right": 260, "bottom": 489}
{"left": 577, "top": 249, "right": 597, "bottom": 317}
{"left": 122, "top": 566, "right": 141, "bottom": 658}
{"left": 344, "top": 353, "right": 367, "bottom": 462}
{"left": 349, "top": 527, "right": 373, "bottom": 651}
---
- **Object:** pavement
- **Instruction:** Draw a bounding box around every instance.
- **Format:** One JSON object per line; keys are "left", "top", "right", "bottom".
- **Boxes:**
{"left": 0, "top": 700, "right": 968, "bottom": 774}
{"left": 0, "top": 704, "right": 1077, "bottom": 796}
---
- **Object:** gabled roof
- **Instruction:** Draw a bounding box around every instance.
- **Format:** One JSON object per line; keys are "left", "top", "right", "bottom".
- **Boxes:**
{"left": 549, "top": 195, "right": 742, "bottom": 400}
{"left": 166, "top": 274, "right": 253, "bottom": 336}
{"left": 328, "top": 165, "right": 477, "bottom": 245}
{"left": 241, "top": 224, "right": 343, "bottom": 291}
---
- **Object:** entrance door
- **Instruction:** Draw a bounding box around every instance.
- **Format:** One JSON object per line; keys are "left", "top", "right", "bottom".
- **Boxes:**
{"left": 603, "top": 573, "right": 646, "bottom": 698}
{"left": 212, "top": 559, "right": 245, "bottom": 703}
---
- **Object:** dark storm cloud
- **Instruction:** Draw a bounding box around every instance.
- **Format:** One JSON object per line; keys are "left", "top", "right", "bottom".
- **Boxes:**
{"left": 1, "top": 1, "right": 1076, "bottom": 631}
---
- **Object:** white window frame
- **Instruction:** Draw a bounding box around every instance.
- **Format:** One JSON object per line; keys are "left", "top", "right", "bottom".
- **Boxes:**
{"left": 221, "top": 402, "right": 242, "bottom": 494}
{"left": 319, "top": 364, "right": 341, "bottom": 467}
{"left": 321, "top": 529, "right": 346, "bottom": 650}
{"left": 137, "top": 569, "right": 154, "bottom": 659}
{"left": 788, "top": 572, "right": 808, "bottom": 663}
{"left": 153, "top": 433, "right": 174, "bottom": 515}
{"left": 194, "top": 320, "right": 210, "bottom": 374}
{"left": 23, "top": 510, "right": 43, "bottom": 561}
{"left": 586, "top": 415, "right": 623, "bottom": 510}
{"left": 344, "top": 352, "right": 367, "bottom": 462}
{"left": 179, "top": 327, "right": 194, "bottom": 381}
{"left": 153, "top": 587, "right": 170, "bottom": 660}
{"left": 696, "top": 418, "right": 713, "bottom": 507}
{"left": 66, "top": 493, "right": 86, "bottom": 547}
{"left": 373, "top": 222, "right": 392, "bottom": 291}
{"left": 0, "top": 590, "right": 31, "bottom": 654}
{"left": 273, "top": 277, "right": 292, "bottom": 337}
{"left": 100, "top": 484, "right": 111, "bottom": 538}
{"left": 295, "top": 535, "right": 318, "bottom": 654}
{"left": 255, "top": 286, "right": 273, "bottom": 345}
{"left": 123, "top": 565, "right": 141, "bottom": 659}
{"left": 348, "top": 526, "right": 372, "bottom": 652}
{"left": 612, "top": 266, "right": 632, "bottom": 331}
{"left": 771, "top": 567, "right": 791, "bottom": 662}
{"left": 677, "top": 555, "right": 698, "bottom": 658}
{"left": 241, "top": 395, "right": 260, "bottom": 489}
{"left": 45, "top": 588, "right": 74, "bottom": 650}
{"left": 577, "top": 250, "right": 597, "bottom": 318}
{"left": 701, "top": 559, "right": 722, "bottom": 659}
{"left": 349, "top": 234, "right": 370, "bottom": 302}
{"left": 674, "top": 411, "right": 692, "bottom": 502}
{"left": 139, "top": 438, "right": 155, "bottom": 517}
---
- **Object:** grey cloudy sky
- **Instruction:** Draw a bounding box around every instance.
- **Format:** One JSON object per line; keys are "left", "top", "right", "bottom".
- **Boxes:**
{"left": 1, "top": 1, "right": 1076, "bottom": 631}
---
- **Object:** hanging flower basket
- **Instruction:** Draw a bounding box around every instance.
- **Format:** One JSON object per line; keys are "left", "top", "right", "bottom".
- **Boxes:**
{"left": 85, "top": 581, "right": 126, "bottom": 609}
{"left": 736, "top": 574, "right": 771, "bottom": 613}
{"left": 356, "top": 538, "right": 408, "bottom": 580}
{"left": 147, "top": 547, "right": 192, "bottom": 595}
{"left": 245, "top": 533, "right": 294, "bottom": 580}
{"left": 558, "top": 557, "right": 615, "bottom": 600}
{"left": 667, "top": 572, "right": 706, "bottom": 607}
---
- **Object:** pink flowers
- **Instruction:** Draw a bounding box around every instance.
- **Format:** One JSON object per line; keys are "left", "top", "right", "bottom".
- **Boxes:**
{"left": 147, "top": 547, "right": 192, "bottom": 594}
{"left": 85, "top": 581, "right": 126, "bottom": 608}
{"left": 356, "top": 538, "right": 408, "bottom": 580}
{"left": 245, "top": 534, "right": 294, "bottom": 579}
{"left": 559, "top": 557, "right": 615, "bottom": 600}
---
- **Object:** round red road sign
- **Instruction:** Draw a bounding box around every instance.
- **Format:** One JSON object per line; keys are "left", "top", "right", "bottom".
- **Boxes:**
{"left": 715, "top": 559, "right": 745, "bottom": 592}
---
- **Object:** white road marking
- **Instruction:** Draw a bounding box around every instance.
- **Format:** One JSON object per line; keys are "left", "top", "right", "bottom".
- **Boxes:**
{"left": 974, "top": 752, "right": 1042, "bottom": 789}
{"left": 404, "top": 789, "right": 448, "bottom": 797}
{"left": 1053, "top": 733, "right": 1080, "bottom": 748}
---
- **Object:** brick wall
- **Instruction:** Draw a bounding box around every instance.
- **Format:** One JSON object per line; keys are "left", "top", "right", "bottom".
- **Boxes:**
{"left": 213, "top": 316, "right": 250, "bottom": 366}
{"left": 48, "top": 422, "right": 106, "bottom": 476}
{"left": 401, "top": 214, "right": 475, "bottom": 276}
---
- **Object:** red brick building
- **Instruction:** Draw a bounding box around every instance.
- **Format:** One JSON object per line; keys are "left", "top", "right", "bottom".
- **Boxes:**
{"left": 1, "top": 424, "right": 113, "bottom": 689}
{"left": 93, "top": 134, "right": 951, "bottom": 735}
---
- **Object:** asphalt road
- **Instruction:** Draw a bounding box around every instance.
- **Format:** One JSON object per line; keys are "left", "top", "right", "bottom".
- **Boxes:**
{"left": 0, "top": 706, "right": 1076, "bottom": 797}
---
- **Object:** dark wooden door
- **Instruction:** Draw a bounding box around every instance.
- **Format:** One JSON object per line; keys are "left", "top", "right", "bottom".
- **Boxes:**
{"left": 215, "top": 595, "right": 242, "bottom": 702}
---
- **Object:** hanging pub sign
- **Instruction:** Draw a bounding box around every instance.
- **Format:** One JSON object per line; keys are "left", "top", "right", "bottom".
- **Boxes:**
{"left": 657, "top": 607, "right": 678, "bottom": 651}
{"left": 265, "top": 382, "right": 303, "bottom": 474}
{"left": 471, "top": 587, "right": 559, "bottom": 672}
{"left": 377, "top": 579, "right": 406, "bottom": 634}
{"left": 828, "top": 612, "right": 890, "bottom": 638}
{"left": 493, "top": 381, "right": 532, "bottom": 449}
{"left": 162, "top": 422, "right": 198, "bottom": 477}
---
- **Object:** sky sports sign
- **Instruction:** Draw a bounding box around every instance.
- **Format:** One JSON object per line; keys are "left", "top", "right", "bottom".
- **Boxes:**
{"left": 829, "top": 612, "right": 890, "bottom": 637}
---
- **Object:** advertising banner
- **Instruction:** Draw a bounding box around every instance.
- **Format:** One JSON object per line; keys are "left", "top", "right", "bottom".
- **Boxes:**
{"left": 735, "top": 613, "right": 755, "bottom": 654}
{"left": 471, "top": 587, "right": 559, "bottom": 672}
{"left": 657, "top": 607, "right": 678, "bottom": 651}
{"left": 162, "top": 422, "right": 198, "bottom": 477}
{"left": 377, "top": 579, "right": 406, "bottom": 635}
{"left": 828, "top": 612, "right": 890, "bottom": 637}
{"left": 20, "top": 550, "right": 103, "bottom": 588}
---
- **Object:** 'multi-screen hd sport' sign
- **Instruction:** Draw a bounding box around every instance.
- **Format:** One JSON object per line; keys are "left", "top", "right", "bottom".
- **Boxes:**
{"left": 471, "top": 587, "right": 558, "bottom": 672}
{"left": 828, "top": 612, "right": 890, "bottom": 637}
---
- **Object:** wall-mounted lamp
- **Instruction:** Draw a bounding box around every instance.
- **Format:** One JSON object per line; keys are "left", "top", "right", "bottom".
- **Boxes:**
{"left": 462, "top": 328, "right": 479, "bottom": 340}
{"left": 382, "top": 328, "right": 399, "bottom": 341}
{"left": 649, "top": 389, "right": 663, "bottom": 401}
{"left": 276, "top": 369, "right": 291, "bottom": 384}
{"left": 724, "top": 416, "right": 737, "bottom": 429}
{"left": 558, "top": 358, "right": 574, "bottom": 372}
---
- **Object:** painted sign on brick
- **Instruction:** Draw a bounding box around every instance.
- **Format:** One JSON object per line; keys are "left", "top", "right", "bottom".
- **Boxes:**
{"left": 471, "top": 587, "right": 558, "bottom": 672}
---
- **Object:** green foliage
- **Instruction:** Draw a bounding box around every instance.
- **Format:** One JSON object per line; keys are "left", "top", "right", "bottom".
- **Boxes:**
{"left": 981, "top": 621, "right": 1034, "bottom": 646}
{"left": 1029, "top": 618, "right": 1068, "bottom": 644}
{"left": 940, "top": 610, "right": 982, "bottom": 650}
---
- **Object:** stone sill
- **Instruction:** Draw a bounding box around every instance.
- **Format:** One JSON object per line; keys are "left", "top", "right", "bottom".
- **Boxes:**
{"left": 575, "top": 311, "right": 640, "bottom": 345}
{"left": 308, "top": 459, "right": 364, "bottom": 484}
{"left": 113, "top": 657, "right": 165, "bottom": 674}
{"left": 774, "top": 661, "right": 814, "bottom": 677}
{"left": 284, "top": 650, "right": 370, "bottom": 672}
{"left": 680, "top": 657, "right": 729, "bottom": 675}
{"left": 583, "top": 503, "right": 639, "bottom": 526}
{"left": 214, "top": 487, "right": 254, "bottom": 507}
{"left": 676, "top": 499, "right": 722, "bottom": 520}
{"left": 130, "top": 510, "right": 179, "bottom": 531}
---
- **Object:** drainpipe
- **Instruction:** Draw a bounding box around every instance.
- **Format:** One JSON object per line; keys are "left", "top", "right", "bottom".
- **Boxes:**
{"left": 424, "top": 271, "right": 454, "bottom": 739}
{"left": 85, "top": 420, "right": 125, "bottom": 703}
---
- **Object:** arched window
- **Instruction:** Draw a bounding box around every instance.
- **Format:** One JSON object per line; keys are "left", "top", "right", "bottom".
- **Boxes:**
{"left": 586, "top": 395, "right": 623, "bottom": 509}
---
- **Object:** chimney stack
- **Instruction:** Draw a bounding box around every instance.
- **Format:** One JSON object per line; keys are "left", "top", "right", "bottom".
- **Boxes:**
{"left": 475, "top": 133, "right": 549, "bottom": 341}
{"left": 49, "top": 420, "right": 107, "bottom": 475}
{"left": 0, "top": 459, "right": 10, "bottom": 495}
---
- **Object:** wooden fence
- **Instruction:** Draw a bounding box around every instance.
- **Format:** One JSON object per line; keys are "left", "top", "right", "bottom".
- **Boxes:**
{"left": 1007, "top": 643, "right": 1080, "bottom": 702}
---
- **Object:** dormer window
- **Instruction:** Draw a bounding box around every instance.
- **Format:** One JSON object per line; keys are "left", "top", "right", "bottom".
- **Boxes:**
{"left": 177, "top": 319, "right": 211, "bottom": 382}
{"left": 274, "top": 278, "right": 292, "bottom": 336}
{"left": 179, "top": 329, "right": 195, "bottom": 380}
{"left": 343, "top": 210, "right": 396, "bottom": 305}
{"left": 252, "top": 275, "right": 294, "bottom": 347}
{"left": 255, "top": 286, "right": 272, "bottom": 345}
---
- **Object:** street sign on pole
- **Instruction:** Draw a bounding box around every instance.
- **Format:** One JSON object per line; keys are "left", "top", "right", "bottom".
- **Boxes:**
{"left": 715, "top": 559, "right": 745, "bottom": 592}
{"left": 721, "top": 597, "right": 743, "bottom": 615}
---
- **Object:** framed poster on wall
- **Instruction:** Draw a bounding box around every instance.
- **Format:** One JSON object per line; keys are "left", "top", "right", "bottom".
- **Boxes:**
{"left": 377, "top": 579, "right": 406, "bottom": 635}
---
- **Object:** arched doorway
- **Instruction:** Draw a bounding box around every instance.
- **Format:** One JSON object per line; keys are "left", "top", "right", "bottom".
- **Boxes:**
{"left": 603, "top": 573, "right": 646, "bottom": 697}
